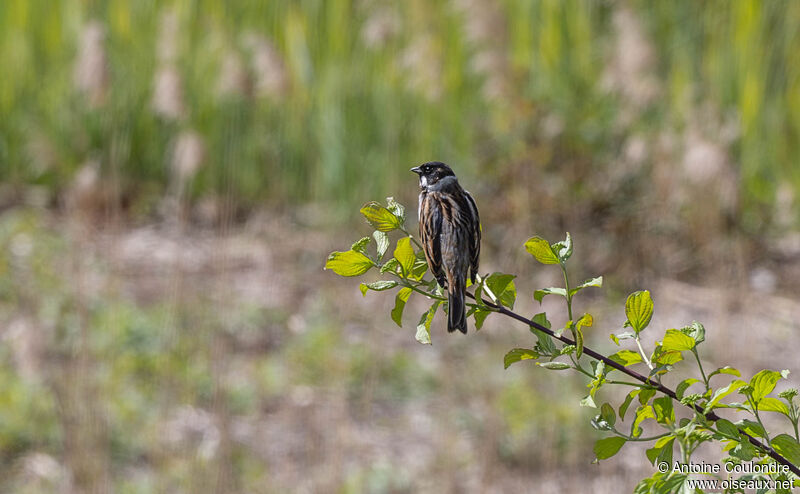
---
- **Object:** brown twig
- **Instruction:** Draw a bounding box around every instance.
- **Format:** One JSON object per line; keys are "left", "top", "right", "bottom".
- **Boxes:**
{"left": 466, "top": 292, "right": 800, "bottom": 477}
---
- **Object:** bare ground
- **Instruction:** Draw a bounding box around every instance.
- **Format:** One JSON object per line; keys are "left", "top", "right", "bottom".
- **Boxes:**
{"left": 3, "top": 210, "right": 799, "bottom": 493}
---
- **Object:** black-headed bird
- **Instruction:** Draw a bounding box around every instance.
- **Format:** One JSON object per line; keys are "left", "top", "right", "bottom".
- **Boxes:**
{"left": 411, "top": 162, "right": 481, "bottom": 334}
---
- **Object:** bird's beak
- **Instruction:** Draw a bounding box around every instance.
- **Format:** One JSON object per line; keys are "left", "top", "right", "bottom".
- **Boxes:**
{"left": 410, "top": 166, "right": 422, "bottom": 174}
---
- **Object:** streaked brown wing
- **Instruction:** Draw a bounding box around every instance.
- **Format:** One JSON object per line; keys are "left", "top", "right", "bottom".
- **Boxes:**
{"left": 464, "top": 190, "right": 481, "bottom": 283}
{"left": 419, "top": 193, "right": 446, "bottom": 287}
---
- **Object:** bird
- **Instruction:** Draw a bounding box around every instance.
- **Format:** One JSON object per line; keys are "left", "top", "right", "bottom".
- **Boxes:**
{"left": 411, "top": 162, "right": 481, "bottom": 333}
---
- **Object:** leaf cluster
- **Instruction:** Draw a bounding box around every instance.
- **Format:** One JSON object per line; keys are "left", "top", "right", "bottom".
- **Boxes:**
{"left": 326, "top": 199, "right": 800, "bottom": 492}
{"left": 511, "top": 234, "right": 800, "bottom": 492}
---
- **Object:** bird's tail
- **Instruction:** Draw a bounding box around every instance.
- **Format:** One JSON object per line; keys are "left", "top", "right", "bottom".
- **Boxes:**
{"left": 447, "top": 276, "right": 467, "bottom": 334}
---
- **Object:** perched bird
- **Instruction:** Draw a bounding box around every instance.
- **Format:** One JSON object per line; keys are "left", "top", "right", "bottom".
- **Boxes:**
{"left": 411, "top": 162, "right": 481, "bottom": 333}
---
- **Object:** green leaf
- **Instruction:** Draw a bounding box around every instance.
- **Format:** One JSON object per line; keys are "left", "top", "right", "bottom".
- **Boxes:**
{"left": 594, "top": 436, "right": 626, "bottom": 460}
{"left": 719, "top": 401, "right": 751, "bottom": 412}
{"left": 653, "top": 435, "right": 673, "bottom": 450}
{"left": 360, "top": 202, "right": 401, "bottom": 232}
{"left": 730, "top": 440, "right": 757, "bottom": 461}
{"left": 600, "top": 403, "right": 616, "bottom": 427}
{"left": 591, "top": 414, "right": 613, "bottom": 431}
{"left": 708, "top": 366, "right": 741, "bottom": 379}
{"left": 653, "top": 396, "right": 674, "bottom": 425}
{"left": 771, "top": 434, "right": 800, "bottom": 466}
{"left": 610, "top": 331, "right": 635, "bottom": 346}
{"left": 609, "top": 350, "right": 642, "bottom": 367}
{"left": 633, "top": 474, "right": 660, "bottom": 494}
{"left": 569, "top": 276, "right": 603, "bottom": 296}
{"left": 351, "top": 236, "right": 371, "bottom": 254}
{"left": 325, "top": 250, "right": 374, "bottom": 277}
{"left": 534, "top": 287, "right": 567, "bottom": 303}
{"left": 410, "top": 258, "right": 428, "bottom": 280}
{"left": 682, "top": 321, "right": 705, "bottom": 344}
{"left": 504, "top": 348, "right": 539, "bottom": 369}
{"left": 360, "top": 280, "right": 398, "bottom": 294}
{"left": 485, "top": 272, "right": 517, "bottom": 309}
{"left": 415, "top": 324, "right": 431, "bottom": 345}
{"left": 524, "top": 236, "right": 560, "bottom": 264}
{"left": 735, "top": 419, "right": 766, "bottom": 438}
{"left": 573, "top": 315, "right": 592, "bottom": 357}
{"left": 657, "top": 474, "right": 688, "bottom": 494}
{"left": 705, "top": 380, "right": 747, "bottom": 412}
{"left": 551, "top": 232, "right": 573, "bottom": 261}
{"left": 380, "top": 257, "right": 400, "bottom": 274}
{"left": 625, "top": 290, "right": 653, "bottom": 333}
{"left": 391, "top": 287, "right": 412, "bottom": 327}
{"left": 373, "top": 230, "right": 389, "bottom": 259}
{"left": 575, "top": 313, "right": 593, "bottom": 331}
{"left": 758, "top": 397, "right": 791, "bottom": 416}
{"left": 661, "top": 328, "right": 695, "bottom": 352}
{"left": 750, "top": 369, "right": 783, "bottom": 402}
{"left": 533, "top": 337, "right": 557, "bottom": 357}
{"left": 648, "top": 363, "right": 674, "bottom": 378}
{"left": 651, "top": 346, "right": 683, "bottom": 366}
{"left": 574, "top": 327, "right": 584, "bottom": 358}
{"left": 619, "top": 390, "right": 639, "bottom": 420}
{"left": 473, "top": 309, "right": 491, "bottom": 330}
{"left": 531, "top": 312, "right": 551, "bottom": 329}
{"left": 646, "top": 437, "right": 675, "bottom": 466}
{"left": 654, "top": 435, "right": 674, "bottom": 451}
{"left": 531, "top": 313, "right": 557, "bottom": 356}
{"left": 632, "top": 405, "right": 655, "bottom": 437}
{"left": 415, "top": 301, "right": 440, "bottom": 345}
{"left": 646, "top": 437, "right": 669, "bottom": 465}
{"left": 715, "top": 418, "right": 740, "bottom": 438}
{"left": 580, "top": 394, "right": 596, "bottom": 408}
{"left": 676, "top": 378, "right": 700, "bottom": 400}
{"left": 394, "top": 237, "right": 416, "bottom": 275}
{"left": 638, "top": 388, "right": 657, "bottom": 406}
{"left": 537, "top": 362, "right": 571, "bottom": 370}
{"left": 386, "top": 196, "right": 405, "bottom": 223}
{"left": 593, "top": 360, "right": 606, "bottom": 380}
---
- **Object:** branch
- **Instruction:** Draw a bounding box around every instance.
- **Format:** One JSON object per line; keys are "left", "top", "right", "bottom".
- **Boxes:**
{"left": 466, "top": 292, "right": 800, "bottom": 476}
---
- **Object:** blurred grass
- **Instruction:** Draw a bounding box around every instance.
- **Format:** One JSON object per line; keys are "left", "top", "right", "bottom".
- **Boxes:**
{"left": 1, "top": 0, "right": 800, "bottom": 220}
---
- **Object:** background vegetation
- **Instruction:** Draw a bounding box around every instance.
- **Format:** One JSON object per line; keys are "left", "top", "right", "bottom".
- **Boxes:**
{"left": 1, "top": 0, "right": 800, "bottom": 492}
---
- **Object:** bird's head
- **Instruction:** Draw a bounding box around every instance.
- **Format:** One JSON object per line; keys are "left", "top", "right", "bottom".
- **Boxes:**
{"left": 410, "top": 161, "right": 456, "bottom": 190}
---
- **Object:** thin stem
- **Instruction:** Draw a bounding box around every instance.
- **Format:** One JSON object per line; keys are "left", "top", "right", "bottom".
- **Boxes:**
{"left": 560, "top": 263, "right": 574, "bottom": 323}
{"left": 612, "top": 430, "right": 670, "bottom": 443}
{"left": 693, "top": 349, "right": 710, "bottom": 393}
{"left": 464, "top": 291, "right": 800, "bottom": 476}
{"left": 749, "top": 396, "right": 772, "bottom": 444}
{"left": 635, "top": 335, "right": 654, "bottom": 371}
{"left": 678, "top": 437, "right": 689, "bottom": 464}
{"left": 572, "top": 358, "right": 593, "bottom": 379}
{"left": 401, "top": 280, "right": 446, "bottom": 301}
